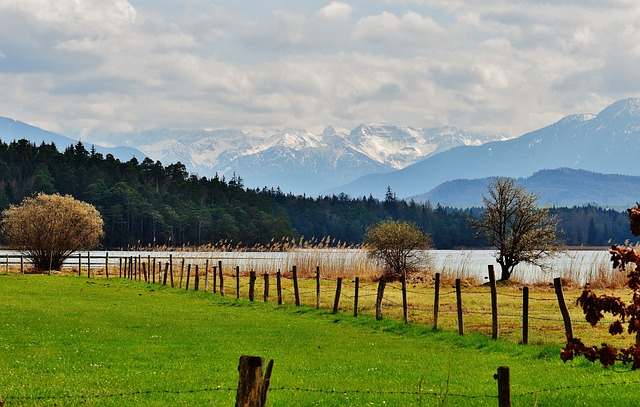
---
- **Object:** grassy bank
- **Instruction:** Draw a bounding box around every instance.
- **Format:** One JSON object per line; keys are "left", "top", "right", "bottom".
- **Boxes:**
{"left": 0, "top": 274, "right": 639, "bottom": 406}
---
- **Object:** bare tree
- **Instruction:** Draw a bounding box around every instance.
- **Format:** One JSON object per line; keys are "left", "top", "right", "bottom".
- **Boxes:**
{"left": 469, "top": 177, "right": 562, "bottom": 281}
{"left": 364, "top": 220, "right": 432, "bottom": 322}
{"left": 1, "top": 193, "right": 104, "bottom": 272}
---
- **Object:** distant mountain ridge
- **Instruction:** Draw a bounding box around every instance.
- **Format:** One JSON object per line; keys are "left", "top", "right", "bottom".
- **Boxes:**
{"left": 334, "top": 98, "right": 640, "bottom": 199}
{"left": 0, "top": 117, "right": 145, "bottom": 163}
{"left": 415, "top": 168, "right": 640, "bottom": 209}
{"left": 88, "top": 124, "right": 506, "bottom": 195}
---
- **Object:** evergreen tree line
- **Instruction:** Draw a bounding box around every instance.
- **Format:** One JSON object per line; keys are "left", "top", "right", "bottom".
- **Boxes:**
{"left": 0, "top": 139, "right": 635, "bottom": 249}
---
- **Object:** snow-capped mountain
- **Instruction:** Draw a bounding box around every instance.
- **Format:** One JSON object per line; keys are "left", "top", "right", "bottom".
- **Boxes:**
{"left": 334, "top": 97, "right": 640, "bottom": 199}
{"left": 90, "top": 124, "right": 505, "bottom": 195}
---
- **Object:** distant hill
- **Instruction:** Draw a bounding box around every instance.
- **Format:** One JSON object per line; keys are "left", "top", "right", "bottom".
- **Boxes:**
{"left": 413, "top": 168, "right": 640, "bottom": 208}
{"left": 0, "top": 117, "right": 145, "bottom": 162}
{"left": 335, "top": 98, "right": 640, "bottom": 200}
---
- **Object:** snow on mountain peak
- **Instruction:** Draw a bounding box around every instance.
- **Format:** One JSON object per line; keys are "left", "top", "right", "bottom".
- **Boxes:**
{"left": 275, "top": 129, "right": 326, "bottom": 150}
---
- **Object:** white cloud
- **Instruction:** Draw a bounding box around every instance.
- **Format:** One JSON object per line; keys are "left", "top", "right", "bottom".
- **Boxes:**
{"left": 317, "top": 2, "right": 353, "bottom": 21}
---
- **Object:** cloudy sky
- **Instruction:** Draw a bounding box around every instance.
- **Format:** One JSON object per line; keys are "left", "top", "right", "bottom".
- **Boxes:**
{"left": 0, "top": 0, "right": 639, "bottom": 139}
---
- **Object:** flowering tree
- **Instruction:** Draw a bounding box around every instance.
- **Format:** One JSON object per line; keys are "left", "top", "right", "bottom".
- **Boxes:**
{"left": 0, "top": 193, "right": 104, "bottom": 271}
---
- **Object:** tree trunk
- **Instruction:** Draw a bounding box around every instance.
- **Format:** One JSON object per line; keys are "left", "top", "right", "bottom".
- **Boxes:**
{"left": 500, "top": 264, "right": 511, "bottom": 281}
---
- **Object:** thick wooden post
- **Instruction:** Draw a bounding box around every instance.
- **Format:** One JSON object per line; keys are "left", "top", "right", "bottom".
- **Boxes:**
{"left": 236, "top": 266, "right": 241, "bottom": 299}
{"left": 489, "top": 265, "right": 499, "bottom": 340}
{"left": 87, "top": 251, "right": 91, "bottom": 278}
{"left": 401, "top": 270, "right": 408, "bottom": 324}
{"left": 332, "top": 277, "right": 342, "bottom": 314}
{"left": 263, "top": 273, "right": 269, "bottom": 302}
{"left": 163, "top": 262, "right": 169, "bottom": 286}
{"left": 315, "top": 266, "right": 321, "bottom": 309}
{"left": 219, "top": 261, "right": 225, "bottom": 296}
{"left": 375, "top": 279, "right": 386, "bottom": 320}
{"left": 194, "top": 265, "right": 200, "bottom": 291}
{"left": 292, "top": 266, "right": 300, "bottom": 306}
{"left": 456, "top": 278, "right": 464, "bottom": 335}
{"left": 119, "top": 257, "right": 123, "bottom": 278}
{"left": 78, "top": 253, "right": 82, "bottom": 276}
{"left": 179, "top": 258, "right": 185, "bottom": 288}
{"left": 235, "top": 356, "right": 274, "bottom": 407}
{"left": 249, "top": 270, "right": 256, "bottom": 301}
{"left": 433, "top": 272, "right": 440, "bottom": 330}
{"left": 185, "top": 264, "right": 191, "bottom": 290}
{"left": 152, "top": 257, "right": 156, "bottom": 284}
{"left": 354, "top": 277, "right": 359, "bottom": 318}
{"left": 169, "top": 256, "right": 174, "bottom": 287}
{"left": 213, "top": 266, "right": 218, "bottom": 293}
{"left": 554, "top": 277, "right": 573, "bottom": 340}
{"left": 495, "top": 366, "right": 511, "bottom": 407}
{"left": 276, "top": 270, "right": 282, "bottom": 305}
{"left": 105, "top": 252, "right": 109, "bottom": 278}
{"left": 523, "top": 286, "right": 529, "bottom": 345}
{"left": 20, "top": 255, "right": 24, "bottom": 274}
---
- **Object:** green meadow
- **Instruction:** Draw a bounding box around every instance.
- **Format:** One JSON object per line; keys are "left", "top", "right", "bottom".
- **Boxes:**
{"left": 1, "top": 274, "right": 639, "bottom": 406}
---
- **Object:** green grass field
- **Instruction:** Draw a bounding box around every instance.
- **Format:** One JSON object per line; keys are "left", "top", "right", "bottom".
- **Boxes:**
{"left": 1, "top": 274, "right": 639, "bottom": 406}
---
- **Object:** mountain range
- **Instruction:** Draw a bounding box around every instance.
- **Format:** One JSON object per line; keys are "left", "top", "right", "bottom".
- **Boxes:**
{"left": 337, "top": 98, "right": 640, "bottom": 201}
{"left": 86, "top": 124, "right": 507, "bottom": 196}
{"left": 3, "top": 97, "right": 640, "bottom": 208}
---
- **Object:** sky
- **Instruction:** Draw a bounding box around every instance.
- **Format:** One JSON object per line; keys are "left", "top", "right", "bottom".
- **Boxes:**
{"left": 0, "top": 0, "right": 639, "bottom": 139}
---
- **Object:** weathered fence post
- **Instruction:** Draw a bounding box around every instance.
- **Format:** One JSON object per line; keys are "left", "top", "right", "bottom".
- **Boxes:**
{"left": 163, "top": 262, "right": 169, "bottom": 286}
{"left": 495, "top": 366, "right": 511, "bottom": 407}
{"left": 152, "top": 257, "right": 156, "bottom": 284}
{"left": 249, "top": 270, "right": 256, "bottom": 301}
{"left": 292, "top": 266, "right": 300, "bottom": 306}
{"left": 489, "top": 265, "right": 499, "bottom": 340}
{"left": 185, "top": 264, "right": 191, "bottom": 290}
{"left": 179, "top": 258, "right": 185, "bottom": 288}
{"left": 78, "top": 253, "right": 82, "bottom": 276}
{"left": 105, "top": 252, "right": 109, "bottom": 278}
{"left": 354, "top": 277, "right": 359, "bottom": 318}
{"left": 315, "top": 266, "right": 321, "bottom": 309}
{"left": 169, "top": 254, "right": 173, "bottom": 287}
{"left": 332, "top": 277, "right": 343, "bottom": 314}
{"left": 194, "top": 265, "right": 200, "bottom": 291}
{"left": 119, "top": 257, "right": 122, "bottom": 278}
{"left": 401, "top": 270, "right": 408, "bottom": 325}
{"left": 87, "top": 251, "right": 91, "bottom": 278}
{"left": 456, "top": 278, "right": 464, "bottom": 335}
{"left": 523, "top": 286, "right": 529, "bottom": 345}
{"left": 263, "top": 273, "right": 269, "bottom": 302}
{"left": 219, "top": 261, "right": 224, "bottom": 296}
{"left": 554, "top": 277, "right": 573, "bottom": 340}
{"left": 20, "top": 255, "right": 24, "bottom": 274}
{"left": 142, "top": 262, "right": 148, "bottom": 283}
{"left": 375, "top": 279, "right": 386, "bottom": 320}
{"left": 276, "top": 270, "right": 282, "bottom": 305}
{"left": 433, "top": 272, "right": 440, "bottom": 330}
{"left": 235, "top": 355, "right": 273, "bottom": 407}
{"left": 236, "top": 266, "right": 241, "bottom": 299}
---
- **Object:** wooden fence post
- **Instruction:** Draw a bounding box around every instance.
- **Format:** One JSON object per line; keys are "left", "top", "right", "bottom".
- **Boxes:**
{"left": 152, "top": 257, "right": 156, "bottom": 284}
{"left": 375, "top": 279, "right": 386, "bottom": 320}
{"left": 292, "top": 266, "right": 300, "bottom": 306}
{"left": 276, "top": 270, "right": 282, "bottom": 305}
{"left": 494, "top": 366, "right": 511, "bottom": 407}
{"left": 354, "top": 277, "right": 359, "bottom": 318}
{"left": 489, "top": 265, "right": 499, "bottom": 340}
{"left": 185, "top": 264, "right": 191, "bottom": 290}
{"left": 105, "top": 252, "right": 109, "bottom": 278}
{"left": 263, "top": 273, "right": 269, "bottom": 302}
{"left": 20, "top": 255, "right": 24, "bottom": 274}
{"left": 78, "top": 253, "right": 81, "bottom": 276}
{"left": 401, "top": 270, "right": 408, "bottom": 325}
{"left": 194, "top": 265, "right": 200, "bottom": 291}
{"left": 179, "top": 258, "right": 185, "bottom": 288}
{"left": 332, "top": 277, "right": 342, "bottom": 314}
{"left": 456, "top": 278, "right": 464, "bottom": 335}
{"left": 315, "top": 266, "right": 321, "bottom": 309}
{"left": 249, "top": 270, "right": 256, "bottom": 301}
{"left": 433, "top": 272, "right": 440, "bottom": 330}
{"left": 142, "top": 262, "right": 147, "bottom": 283}
{"left": 554, "top": 277, "right": 574, "bottom": 340}
{"left": 119, "top": 257, "right": 122, "bottom": 278}
{"left": 236, "top": 266, "right": 240, "bottom": 299}
{"left": 235, "top": 356, "right": 273, "bottom": 407}
{"left": 219, "top": 261, "right": 224, "bottom": 296}
{"left": 87, "top": 251, "right": 91, "bottom": 278}
{"left": 523, "top": 286, "right": 529, "bottom": 345}
{"left": 163, "top": 262, "right": 169, "bottom": 286}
